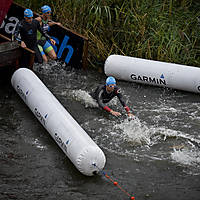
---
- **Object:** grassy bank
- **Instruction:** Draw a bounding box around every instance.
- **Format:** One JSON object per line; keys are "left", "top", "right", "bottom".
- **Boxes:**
{"left": 15, "top": 0, "right": 200, "bottom": 69}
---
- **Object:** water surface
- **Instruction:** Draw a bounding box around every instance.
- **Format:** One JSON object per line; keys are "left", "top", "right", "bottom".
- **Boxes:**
{"left": 1, "top": 62, "right": 200, "bottom": 200}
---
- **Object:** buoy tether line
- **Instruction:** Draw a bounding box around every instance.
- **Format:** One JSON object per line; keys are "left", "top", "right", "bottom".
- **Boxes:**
{"left": 92, "top": 163, "right": 135, "bottom": 199}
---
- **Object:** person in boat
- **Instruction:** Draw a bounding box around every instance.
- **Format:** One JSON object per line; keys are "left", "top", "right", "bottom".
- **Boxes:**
{"left": 35, "top": 5, "right": 61, "bottom": 63}
{"left": 14, "top": 8, "right": 56, "bottom": 64}
{"left": 91, "top": 76, "right": 135, "bottom": 118}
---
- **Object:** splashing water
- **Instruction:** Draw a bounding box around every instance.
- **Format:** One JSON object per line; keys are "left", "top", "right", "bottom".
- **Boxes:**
{"left": 171, "top": 148, "right": 200, "bottom": 167}
{"left": 64, "top": 89, "right": 119, "bottom": 108}
{"left": 68, "top": 89, "right": 98, "bottom": 108}
{"left": 114, "top": 117, "right": 151, "bottom": 146}
{"left": 112, "top": 117, "right": 200, "bottom": 149}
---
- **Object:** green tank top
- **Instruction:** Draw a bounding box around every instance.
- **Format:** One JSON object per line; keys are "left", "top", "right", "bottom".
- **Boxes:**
{"left": 37, "top": 18, "right": 49, "bottom": 40}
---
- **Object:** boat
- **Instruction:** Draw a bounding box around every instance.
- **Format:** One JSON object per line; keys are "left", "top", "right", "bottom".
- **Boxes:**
{"left": 0, "top": 33, "right": 35, "bottom": 83}
{"left": 0, "top": 33, "right": 35, "bottom": 68}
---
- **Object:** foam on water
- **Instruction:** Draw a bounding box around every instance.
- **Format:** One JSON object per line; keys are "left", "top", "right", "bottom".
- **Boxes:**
{"left": 171, "top": 147, "right": 200, "bottom": 168}
{"left": 101, "top": 116, "right": 200, "bottom": 173}
{"left": 32, "top": 138, "right": 47, "bottom": 150}
{"left": 24, "top": 135, "right": 47, "bottom": 150}
{"left": 68, "top": 89, "right": 98, "bottom": 108}
{"left": 113, "top": 117, "right": 151, "bottom": 146}
{"left": 62, "top": 89, "right": 119, "bottom": 108}
{"left": 113, "top": 118, "right": 200, "bottom": 146}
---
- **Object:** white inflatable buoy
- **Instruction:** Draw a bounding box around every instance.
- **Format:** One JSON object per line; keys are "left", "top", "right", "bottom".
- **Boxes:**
{"left": 105, "top": 55, "right": 200, "bottom": 93}
{"left": 11, "top": 68, "right": 106, "bottom": 176}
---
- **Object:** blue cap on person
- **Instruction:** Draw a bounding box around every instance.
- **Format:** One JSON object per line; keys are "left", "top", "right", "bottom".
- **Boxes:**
{"left": 41, "top": 5, "right": 51, "bottom": 13}
{"left": 24, "top": 9, "right": 33, "bottom": 18}
{"left": 106, "top": 76, "right": 116, "bottom": 85}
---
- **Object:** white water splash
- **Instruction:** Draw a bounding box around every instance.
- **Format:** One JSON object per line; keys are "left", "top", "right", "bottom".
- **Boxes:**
{"left": 112, "top": 117, "right": 200, "bottom": 149}
{"left": 32, "top": 138, "right": 47, "bottom": 150}
{"left": 64, "top": 89, "right": 120, "bottom": 108}
{"left": 68, "top": 89, "right": 98, "bottom": 108}
{"left": 171, "top": 148, "right": 200, "bottom": 167}
{"left": 113, "top": 118, "right": 177, "bottom": 146}
{"left": 24, "top": 137, "right": 47, "bottom": 150}
{"left": 114, "top": 117, "right": 151, "bottom": 145}
{"left": 153, "top": 127, "right": 200, "bottom": 147}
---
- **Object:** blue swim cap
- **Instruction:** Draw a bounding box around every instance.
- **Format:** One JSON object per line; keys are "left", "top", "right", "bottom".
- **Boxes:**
{"left": 41, "top": 5, "right": 51, "bottom": 13}
{"left": 24, "top": 9, "right": 33, "bottom": 18}
{"left": 106, "top": 76, "right": 116, "bottom": 85}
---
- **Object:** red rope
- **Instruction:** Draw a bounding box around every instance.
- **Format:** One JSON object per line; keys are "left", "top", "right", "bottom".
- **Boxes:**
{"left": 104, "top": 173, "right": 135, "bottom": 200}
{"left": 92, "top": 163, "right": 135, "bottom": 200}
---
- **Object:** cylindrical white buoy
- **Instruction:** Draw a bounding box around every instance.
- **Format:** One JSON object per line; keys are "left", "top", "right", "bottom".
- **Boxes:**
{"left": 105, "top": 55, "right": 200, "bottom": 93}
{"left": 11, "top": 68, "right": 106, "bottom": 176}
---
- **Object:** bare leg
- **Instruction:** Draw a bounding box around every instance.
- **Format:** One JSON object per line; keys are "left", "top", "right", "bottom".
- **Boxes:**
{"left": 42, "top": 54, "right": 48, "bottom": 63}
{"left": 47, "top": 49, "right": 57, "bottom": 60}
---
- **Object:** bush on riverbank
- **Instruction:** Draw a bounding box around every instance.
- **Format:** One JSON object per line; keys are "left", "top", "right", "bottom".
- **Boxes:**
{"left": 15, "top": 0, "right": 200, "bottom": 68}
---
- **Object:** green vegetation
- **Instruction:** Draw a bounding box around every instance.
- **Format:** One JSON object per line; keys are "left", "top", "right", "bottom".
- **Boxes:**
{"left": 15, "top": 0, "right": 200, "bottom": 69}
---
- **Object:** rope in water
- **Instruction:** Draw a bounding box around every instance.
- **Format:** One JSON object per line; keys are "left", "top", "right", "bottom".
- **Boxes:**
{"left": 92, "top": 163, "right": 135, "bottom": 200}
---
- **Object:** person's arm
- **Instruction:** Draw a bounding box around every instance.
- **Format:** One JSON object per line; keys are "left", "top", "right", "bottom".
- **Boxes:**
{"left": 95, "top": 88, "right": 112, "bottom": 112}
{"left": 117, "top": 89, "right": 134, "bottom": 117}
{"left": 13, "top": 21, "right": 22, "bottom": 42}
{"left": 48, "top": 20, "right": 61, "bottom": 26}
{"left": 13, "top": 21, "right": 27, "bottom": 48}
{"left": 35, "top": 16, "right": 42, "bottom": 23}
{"left": 35, "top": 18, "right": 55, "bottom": 45}
{"left": 96, "top": 88, "right": 121, "bottom": 116}
{"left": 37, "top": 20, "right": 51, "bottom": 40}
{"left": 41, "top": 22, "right": 55, "bottom": 45}
{"left": 96, "top": 90, "right": 111, "bottom": 111}
{"left": 36, "top": 20, "right": 55, "bottom": 45}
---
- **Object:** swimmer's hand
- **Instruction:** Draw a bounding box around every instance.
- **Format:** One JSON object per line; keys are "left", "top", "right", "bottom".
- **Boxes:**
{"left": 21, "top": 41, "right": 26, "bottom": 48}
{"left": 50, "top": 38, "right": 56, "bottom": 45}
{"left": 110, "top": 110, "right": 121, "bottom": 117}
{"left": 127, "top": 113, "right": 135, "bottom": 121}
